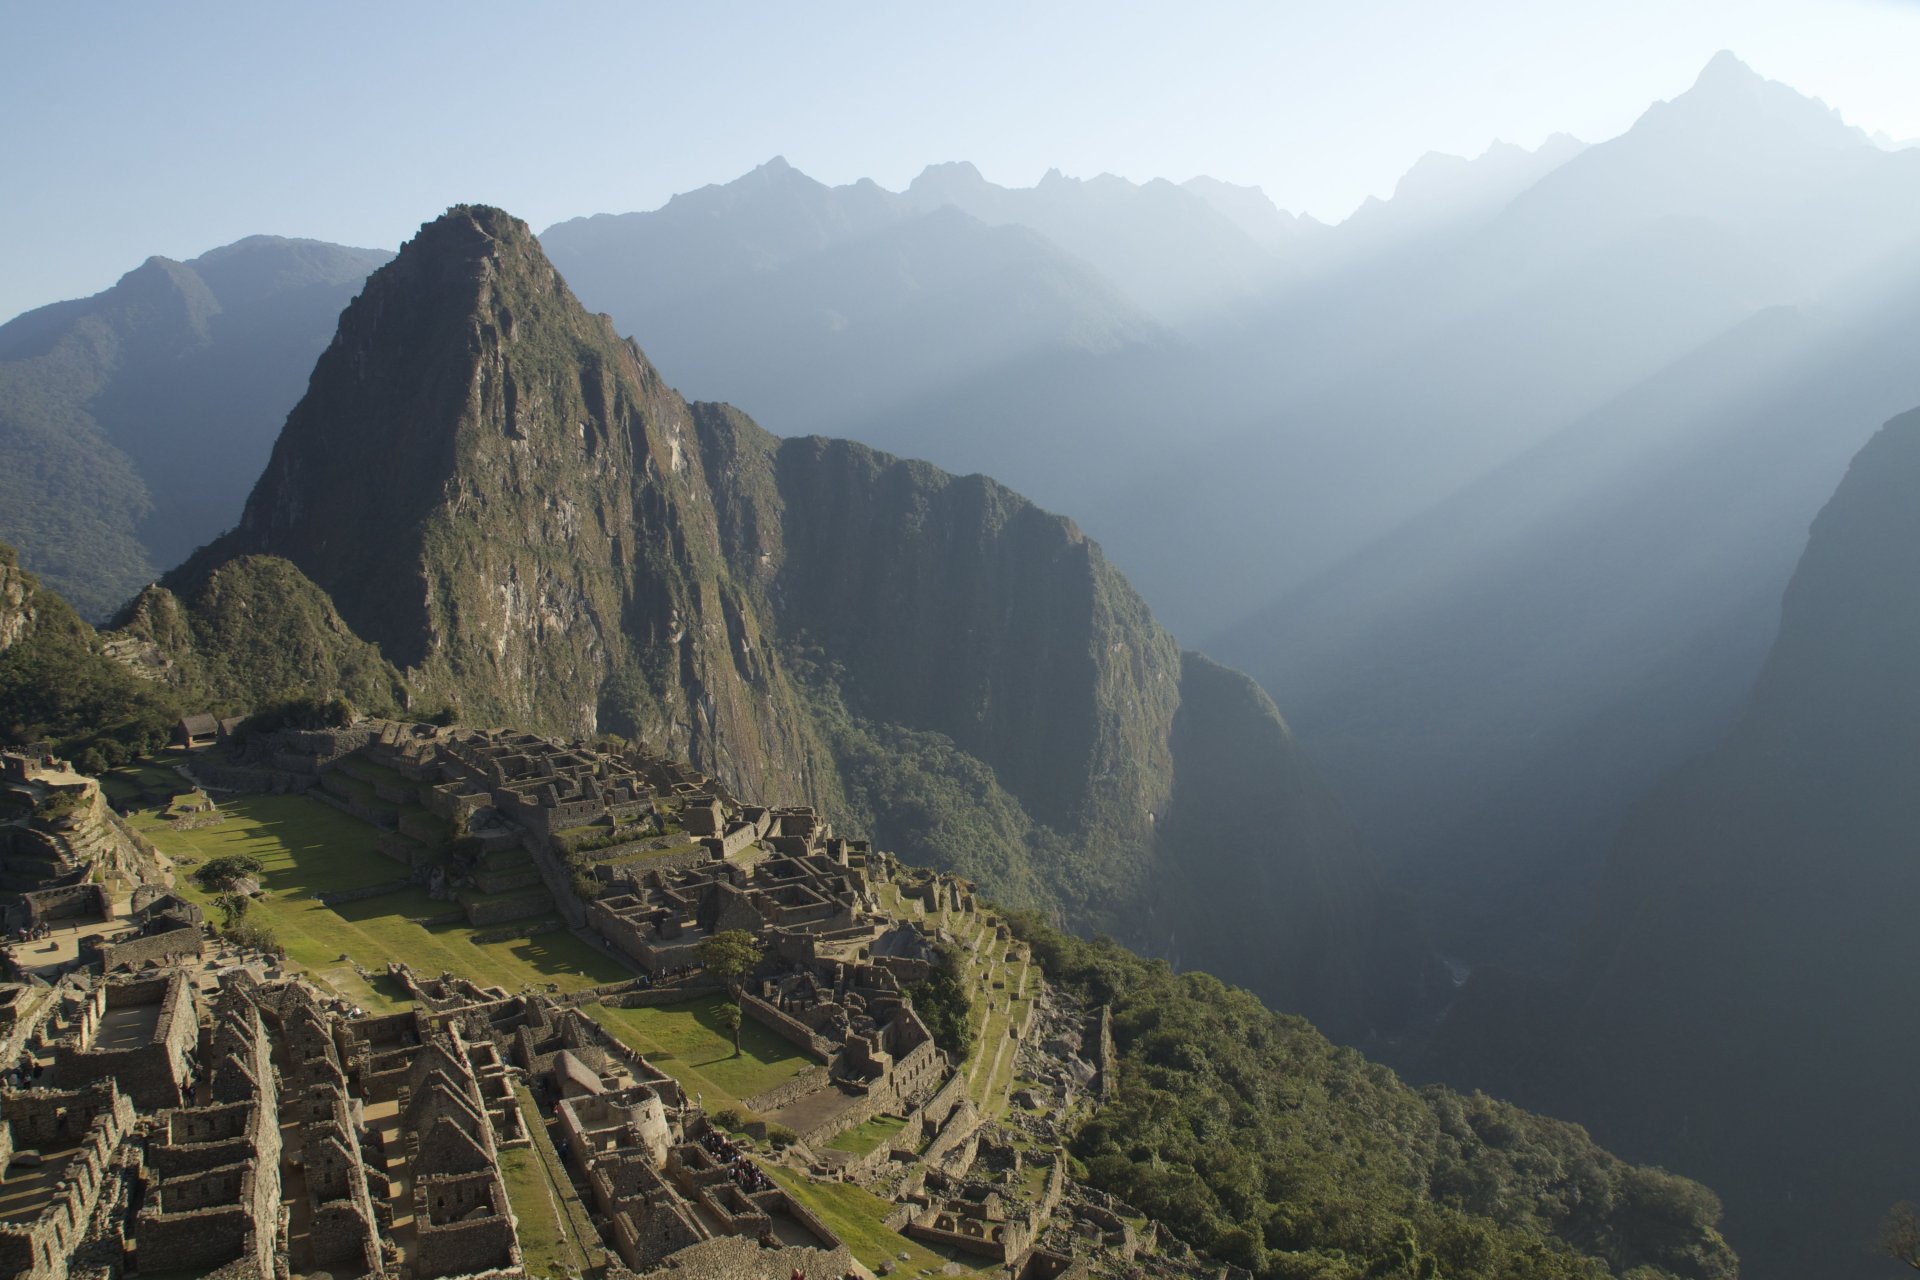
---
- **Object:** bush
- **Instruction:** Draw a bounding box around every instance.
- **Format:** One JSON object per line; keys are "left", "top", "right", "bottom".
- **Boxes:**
{"left": 225, "top": 917, "right": 284, "bottom": 957}
{"left": 235, "top": 695, "right": 354, "bottom": 739}
{"left": 713, "top": 1106, "right": 762, "bottom": 1132}
{"left": 767, "top": 1123, "right": 799, "bottom": 1148}
{"left": 908, "top": 941, "right": 976, "bottom": 1059}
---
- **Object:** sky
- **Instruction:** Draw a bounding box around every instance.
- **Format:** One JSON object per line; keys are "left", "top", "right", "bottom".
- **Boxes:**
{"left": 1, "top": 0, "right": 1916, "bottom": 320}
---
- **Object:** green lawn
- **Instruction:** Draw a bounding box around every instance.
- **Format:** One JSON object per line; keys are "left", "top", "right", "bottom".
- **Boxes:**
{"left": 131, "top": 792, "right": 628, "bottom": 1003}
{"left": 335, "top": 753, "right": 409, "bottom": 789}
{"left": 584, "top": 997, "right": 812, "bottom": 1111}
{"left": 594, "top": 840, "right": 703, "bottom": 869}
{"left": 763, "top": 1165, "right": 998, "bottom": 1276}
{"left": 101, "top": 759, "right": 196, "bottom": 808}
{"left": 502, "top": 1086, "right": 600, "bottom": 1276}
{"left": 826, "top": 1113, "right": 907, "bottom": 1157}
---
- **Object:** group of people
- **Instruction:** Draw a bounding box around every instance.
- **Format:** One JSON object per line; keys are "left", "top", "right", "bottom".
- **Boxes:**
{"left": 9, "top": 923, "right": 56, "bottom": 942}
{"left": 7, "top": 1053, "right": 44, "bottom": 1089}
{"left": 699, "top": 1125, "right": 772, "bottom": 1193}
{"left": 647, "top": 962, "right": 701, "bottom": 984}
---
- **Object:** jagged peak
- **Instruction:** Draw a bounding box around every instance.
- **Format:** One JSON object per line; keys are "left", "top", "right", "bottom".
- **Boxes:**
{"left": 1637, "top": 50, "right": 1868, "bottom": 148}
{"left": 906, "top": 159, "right": 990, "bottom": 196}
{"left": 413, "top": 203, "right": 535, "bottom": 252}
{"left": 1693, "top": 48, "right": 1758, "bottom": 92}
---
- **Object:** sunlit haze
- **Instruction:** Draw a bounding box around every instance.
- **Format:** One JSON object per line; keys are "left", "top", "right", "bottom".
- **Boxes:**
{"left": 1, "top": 0, "right": 1915, "bottom": 319}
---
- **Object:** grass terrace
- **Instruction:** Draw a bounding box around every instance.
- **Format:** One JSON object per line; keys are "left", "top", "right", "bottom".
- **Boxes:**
{"left": 825, "top": 1113, "right": 908, "bottom": 1158}
{"left": 503, "top": 1085, "right": 601, "bottom": 1276}
{"left": 127, "top": 791, "right": 628, "bottom": 1008}
{"left": 583, "top": 996, "right": 813, "bottom": 1113}
{"left": 762, "top": 1165, "right": 998, "bottom": 1277}
{"left": 99, "top": 759, "right": 193, "bottom": 809}
{"left": 590, "top": 840, "right": 705, "bottom": 870}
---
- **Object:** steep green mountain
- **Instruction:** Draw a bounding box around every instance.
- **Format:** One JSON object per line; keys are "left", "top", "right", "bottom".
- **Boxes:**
{"left": 178, "top": 204, "right": 1432, "bottom": 1040}
{"left": 1427, "top": 406, "right": 1920, "bottom": 1277}
{"left": 0, "top": 537, "right": 408, "bottom": 770}
{"left": 114, "top": 555, "right": 408, "bottom": 717}
{"left": 0, "top": 236, "right": 388, "bottom": 617}
{"left": 0, "top": 541, "right": 179, "bottom": 769}
{"left": 1018, "top": 916, "right": 1736, "bottom": 1280}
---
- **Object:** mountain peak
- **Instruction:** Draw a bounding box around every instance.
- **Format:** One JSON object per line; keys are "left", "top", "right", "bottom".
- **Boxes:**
{"left": 1694, "top": 48, "right": 1757, "bottom": 91}
{"left": 1646, "top": 50, "right": 1867, "bottom": 149}
{"left": 906, "top": 160, "right": 990, "bottom": 202}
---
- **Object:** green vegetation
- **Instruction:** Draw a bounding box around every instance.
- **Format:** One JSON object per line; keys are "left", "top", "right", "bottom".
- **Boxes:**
{"left": 1010, "top": 915, "right": 1737, "bottom": 1280}
{"left": 0, "top": 543, "right": 182, "bottom": 768}
{"left": 761, "top": 1165, "right": 999, "bottom": 1277}
{"left": 504, "top": 1085, "right": 599, "bottom": 1276}
{"left": 583, "top": 997, "right": 811, "bottom": 1112}
{"left": 192, "top": 853, "right": 262, "bottom": 893}
{"left": 825, "top": 1113, "right": 907, "bottom": 1157}
{"left": 129, "top": 792, "right": 627, "bottom": 1002}
{"left": 907, "top": 939, "right": 976, "bottom": 1060}
{"left": 694, "top": 927, "right": 760, "bottom": 1055}
{"left": 115, "top": 557, "right": 407, "bottom": 720}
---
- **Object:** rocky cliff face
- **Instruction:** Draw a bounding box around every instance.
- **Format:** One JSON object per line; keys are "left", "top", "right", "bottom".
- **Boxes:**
{"left": 115, "top": 556, "right": 407, "bottom": 715}
{"left": 180, "top": 206, "right": 837, "bottom": 809}
{"left": 181, "top": 206, "right": 1429, "bottom": 1040}
{"left": 0, "top": 544, "right": 34, "bottom": 654}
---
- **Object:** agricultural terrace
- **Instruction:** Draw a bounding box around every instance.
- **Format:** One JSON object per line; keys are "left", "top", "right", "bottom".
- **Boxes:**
{"left": 763, "top": 1164, "right": 1000, "bottom": 1278}
{"left": 582, "top": 996, "right": 813, "bottom": 1113}
{"left": 123, "top": 789, "right": 628, "bottom": 1009}
{"left": 872, "top": 878, "right": 1036, "bottom": 1120}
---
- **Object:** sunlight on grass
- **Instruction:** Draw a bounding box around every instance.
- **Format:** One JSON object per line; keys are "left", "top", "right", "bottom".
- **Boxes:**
{"left": 131, "top": 791, "right": 628, "bottom": 997}
{"left": 583, "top": 997, "right": 812, "bottom": 1111}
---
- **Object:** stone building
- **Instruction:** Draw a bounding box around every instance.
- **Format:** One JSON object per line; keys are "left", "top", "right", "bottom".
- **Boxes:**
{"left": 49, "top": 971, "right": 198, "bottom": 1110}
{"left": 0, "top": 1080, "right": 135, "bottom": 1280}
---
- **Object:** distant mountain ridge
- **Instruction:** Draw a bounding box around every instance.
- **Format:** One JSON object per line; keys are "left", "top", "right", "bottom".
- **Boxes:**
{"left": 0, "top": 236, "right": 388, "bottom": 617}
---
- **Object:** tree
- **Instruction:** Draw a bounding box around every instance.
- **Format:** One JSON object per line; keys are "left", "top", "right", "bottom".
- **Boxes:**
{"left": 214, "top": 892, "right": 251, "bottom": 931}
{"left": 696, "top": 929, "right": 761, "bottom": 1056}
{"left": 714, "top": 1002, "right": 744, "bottom": 1058}
{"left": 908, "top": 941, "right": 976, "bottom": 1059}
{"left": 1882, "top": 1204, "right": 1920, "bottom": 1270}
{"left": 194, "top": 853, "right": 263, "bottom": 894}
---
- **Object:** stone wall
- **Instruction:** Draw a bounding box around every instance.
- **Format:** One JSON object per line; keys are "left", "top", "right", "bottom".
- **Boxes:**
{"left": 741, "top": 1064, "right": 832, "bottom": 1115}
{"left": 53, "top": 972, "right": 197, "bottom": 1109}
{"left": 0, "top": 1082, "right": 134, "bottom": 1280}
{"left": 413, "top": 1171, "right": 519, "bottom": 1277}
{"left": 136, "top": 1161, "right": 278, "bottom": 1277}
{"left": 647, "top": 1232, "right": 853, "bottom": 1280}
{"left": 89, "top": 925, "right": 203, "bottom": 972}
{"left": 740, "top": 993, "right": 835, "bottom": 1062}
{"left": 1090, "top": 1004, "right": 1116, "bottom": 1102}
{"left": 20, "top": 883, "right": 109, "bottom": 925}
{"left": 596, "top": 981, "right": 726, "bottom": 1009}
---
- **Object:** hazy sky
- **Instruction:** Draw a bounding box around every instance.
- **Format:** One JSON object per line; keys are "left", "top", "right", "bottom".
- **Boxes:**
{"left": 2, "top": 0, "right": 1915, "bottom": 320}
